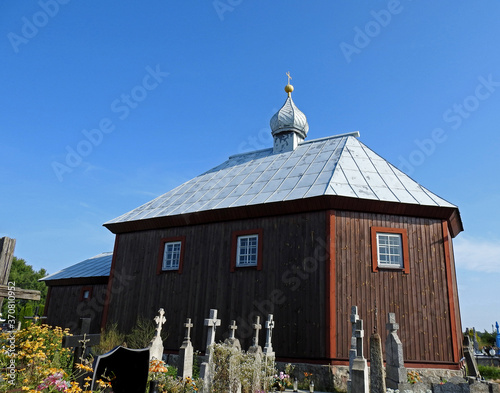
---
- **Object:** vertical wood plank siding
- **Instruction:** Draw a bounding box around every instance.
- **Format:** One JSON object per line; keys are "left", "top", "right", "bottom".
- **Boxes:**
{"left": 45, "top": 284, "right": 108, "bottom": 333}
{"left": 335, "top": 211, "right": 456, "bottom": 363}
{"left": 105, "top": 209, "right": 459, "bottom": 363}
{"left": 106, "top": 212, "right": 328, "bottom": 358}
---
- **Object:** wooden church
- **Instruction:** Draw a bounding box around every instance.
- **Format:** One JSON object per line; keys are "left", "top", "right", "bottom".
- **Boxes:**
{"left": 101, "top": 80, "right": 463, "bottom": 368}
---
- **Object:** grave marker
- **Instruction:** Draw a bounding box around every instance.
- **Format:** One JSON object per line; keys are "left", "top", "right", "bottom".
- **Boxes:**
{"left": 178, "top": 318, "right": 194, "bottom": 379}
{"left": 150, "top": 308, "right": 166, "bottom": 361}
{"left": 263, "top": 314, "right": 275, "bottom": 357}
{"left": 351, "top": 319, "right": 369, "bottom": 393}
{"left": 248, "top": 315, "right": 262, "bottom": 354}
{"left": 347, "top": 306, "right": 359, "bottom": 393}
{"left": 62, "top": 318, "right": 100, "bottom": 386}
{"left": 224, "top": 319, "right": 241, "bottom": 350}
{"left": 385, "top": 313, "right": 406, "bottom": 389}
{"left": 200, "top": 309, "right": 221, "bottom": 392}
{"left": 92, "top": 346, "right": 150, "bottom": 393}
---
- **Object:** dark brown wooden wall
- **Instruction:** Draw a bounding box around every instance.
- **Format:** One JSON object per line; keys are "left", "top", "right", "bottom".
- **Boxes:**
{"left": 106, "top": 212, "right": 328, "bottom": 359}
{"left": 334, "top": 211, "right": 458, "bottom": 364}
{"left": 46, "top": 284, "right": 108, "bottom": 334}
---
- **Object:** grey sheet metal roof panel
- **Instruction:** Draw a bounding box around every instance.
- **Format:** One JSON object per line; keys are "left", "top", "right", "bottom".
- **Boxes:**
{"left": 105, "top": 133, "right": 456, "bottom": 226}
{"left": 40, "top": 252, "right": 112, "bottom": 281}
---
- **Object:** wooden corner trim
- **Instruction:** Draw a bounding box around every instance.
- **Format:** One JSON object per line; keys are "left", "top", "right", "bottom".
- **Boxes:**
{"left": 101, "top": 234, "right": 120, "bottom": 330}
{"left": 326, "top": 210, "right": 336, "bottom": 360}
{"left": 442, "top": 220, "right": 459, "bottom": 363}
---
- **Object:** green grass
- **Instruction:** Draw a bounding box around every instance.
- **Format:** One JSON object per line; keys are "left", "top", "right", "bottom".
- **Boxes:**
{"left": 479, "top": 365, "right": 500, "bottom": 380}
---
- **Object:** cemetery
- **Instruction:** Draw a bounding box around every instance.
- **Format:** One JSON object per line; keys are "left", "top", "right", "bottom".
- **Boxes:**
{"left": 2, "top": 304, "right": 500, "bottom": 392}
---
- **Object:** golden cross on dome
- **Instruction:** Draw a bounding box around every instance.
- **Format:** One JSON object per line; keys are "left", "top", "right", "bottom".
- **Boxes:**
{"left": 286, "top": 71, "right": 292, "bottom": 85}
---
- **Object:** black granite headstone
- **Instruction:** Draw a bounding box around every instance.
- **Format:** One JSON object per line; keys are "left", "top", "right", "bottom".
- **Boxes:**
{"left": 91, "top": 346, "right": 150, "bottom": 393}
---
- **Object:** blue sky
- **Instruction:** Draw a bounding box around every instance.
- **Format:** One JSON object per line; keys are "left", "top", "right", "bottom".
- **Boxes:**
{"left": 1, "top": 1, "right": 499, "bottom": 332}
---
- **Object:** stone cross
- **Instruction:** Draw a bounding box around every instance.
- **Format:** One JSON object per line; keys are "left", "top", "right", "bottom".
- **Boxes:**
{"left": 154, "top": 308, "right": 166, "bottom": 338}
{"left": 62, "top": 318, "right": 101, "bottom": 387}
{"left": 178, "top": 318, "right": 194, "bottom": 379}
{"left": 348, "top": 306, "right": 359, "bottom": 393}
{"left": 204, "top": 308, "right": 221, "bottom": 352}
{"left": 150, "top": 308, "right": 166, "bottom": 361}
{"left": 385, "top": 313, "right": 406, "bottom": 389}
{"left": 229, "top": 320, "right": 238, "bottom": 339}
{"left": 224, "top": 320, "right": 241, "bottom": 351}
{"left": 184, "top": 318, "right": 194, "bottom": 341}
{"left": 351, "top": 317, "right": 368, "bottom": 393}
{"left": 263, "top": 314, "right": 275, "bottom": 357}
{"left": 252, "top": 315, "right": 262, "bottom": 347}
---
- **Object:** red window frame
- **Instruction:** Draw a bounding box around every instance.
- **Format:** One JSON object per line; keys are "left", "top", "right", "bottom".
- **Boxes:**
{"left": 230, "top": 229, "right": 263, "bottom": 272}
{"left": 157, "top": 236, "right": 186, "bottom": 274}
{"left": 370, "top": 227, "right": 410, "bottom": 274}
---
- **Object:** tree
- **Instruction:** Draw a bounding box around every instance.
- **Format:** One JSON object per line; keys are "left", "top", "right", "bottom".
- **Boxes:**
{"left": 1, "top": 256, "right": 49, "bottom": 327}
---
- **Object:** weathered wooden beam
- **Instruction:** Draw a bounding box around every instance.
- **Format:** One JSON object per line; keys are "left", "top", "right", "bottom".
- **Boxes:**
{"left": 0, "top": 285, "right": 41, "bottom": 301}
{"left": 0, "top": 237, "right": 16, "bottom": 285}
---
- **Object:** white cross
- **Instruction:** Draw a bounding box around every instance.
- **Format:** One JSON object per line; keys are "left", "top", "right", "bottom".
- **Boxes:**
{"left": 264, "top": 314, "right": 275, "bottom": 354}
{"left": 228, "top": 320, "right": 238, "bottom": 340}
{"left": 252, "top": 316, "right": 262, "bottom": 347}
{"left": 184, "top": 318, "right": 194, "bottom": 341}
{"left": 204, "top": 309, "right": 221, "bottom": 352}
{"left": 154, "top": 308, "right": 166, "bottom": 338}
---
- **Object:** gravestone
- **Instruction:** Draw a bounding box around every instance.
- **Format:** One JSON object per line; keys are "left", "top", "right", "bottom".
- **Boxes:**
{"left": 200, "top": 309, "right": 221, "bottom": 392}
{"left": 385, "top": 313, "right": 406, "bottom": 389}
{"left": 92, "top": 346, "right": 150, "bottom": 393}
{"left": 150, "top": 308, "right": 166, "bottom": 361}
{"left": 62, "top": 318, "right": 101, "bottom": 386}
{"left": 224, "top": 320, "right": 241, "bottom": 350}
{"left": 369, "top": 332, "right": 386, "bottom": 393}
{"left": 178, "top": 318, "right": 194, "bottom": 379}
{"left": 463, "top": 328, "right": 480, "bottom": 379}
{"left": 248, "top": 315, "right": 263, "bottom": 354}
{"left": 351, "top": 319, "right": 369, "bottom": 393}
{"left": 347, "top": 306, "right": 359, "bottom": 393}
{"left": 263, "top": 314, "right": 275, "bottom": 357}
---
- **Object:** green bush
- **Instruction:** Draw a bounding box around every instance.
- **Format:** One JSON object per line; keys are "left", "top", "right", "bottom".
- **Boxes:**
{"left": 478, "top": 365, "right": 500, "bottom": 380}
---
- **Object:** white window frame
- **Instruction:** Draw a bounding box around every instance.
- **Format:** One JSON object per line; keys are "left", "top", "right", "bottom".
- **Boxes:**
{"left": 236, "top": 234, "right": 259, "bottom": 267}
{"left": 162, "top": 241, "right": 182, "bottom": 271}
{"left": 376, "top": 232, "right": 403, "bottom": 268}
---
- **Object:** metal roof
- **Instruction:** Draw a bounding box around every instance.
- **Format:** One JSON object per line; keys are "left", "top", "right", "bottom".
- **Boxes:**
{"left": 105, "top": 132, "right": 456, "bottom": 226}
{"left": 40, "top": 252, "right": 112, "bottom": 281}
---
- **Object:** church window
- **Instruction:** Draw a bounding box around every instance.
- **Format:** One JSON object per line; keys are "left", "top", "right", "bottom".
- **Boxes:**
{"left": 158, "top": 237, "right": 185, "bottom": 274}
{"left": 231, "top": 229, "right": 263, "bottom": 271}
{"left": 371, "top": 227, "right": 409, "bottom": 273}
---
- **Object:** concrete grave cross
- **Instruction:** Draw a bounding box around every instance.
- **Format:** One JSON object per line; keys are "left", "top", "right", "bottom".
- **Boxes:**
{"left": 252, "top": 315, "right": 262, "bottom": 347}
{"left": 204, "top": 308, "right": 221, "bottom": 352}
{"left": 229, "top": 320, "right": 238, "bottom": 340}
{"left": 263, "top": 314, "right": 275, "bottom": 355}
{"left": 184, "top": 318, "right": 194, "bottom": 341}
{"left": 154, "top": 308, "right": 166, "bottom": 338}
